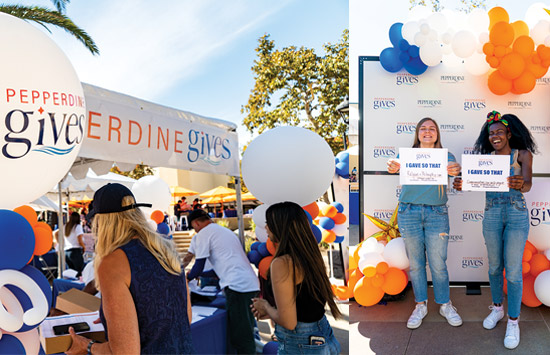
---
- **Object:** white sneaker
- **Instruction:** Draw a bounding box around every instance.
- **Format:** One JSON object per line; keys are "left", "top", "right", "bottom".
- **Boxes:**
{"left": 483, "top": 304, "right": 504, "bottom": 330}
{"left": 439, "top": 301, "right": 463, "bottom": 326}
{"left": 504, "top": 319, "right": 520, "bottom": 349}
{"left": 407, "top": 301, "right": 428, "bottom": 329}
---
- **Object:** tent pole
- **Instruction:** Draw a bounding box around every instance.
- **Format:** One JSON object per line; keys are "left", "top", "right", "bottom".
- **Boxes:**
{"left": 235, "top": 177, "right": 245, "bottom": 247}
{"left": 57, "top": 182, "right": 66, "bottom": 278}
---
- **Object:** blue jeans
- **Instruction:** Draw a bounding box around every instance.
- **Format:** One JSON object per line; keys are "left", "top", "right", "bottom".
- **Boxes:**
{"left": 274, "top": 315, "right": 340, "bottom": 354}
{"left": 483, "top": 191, "right": 529, "bottom": 318}
{"left": 398, "top": 203, "right": 450, "bottom": 304}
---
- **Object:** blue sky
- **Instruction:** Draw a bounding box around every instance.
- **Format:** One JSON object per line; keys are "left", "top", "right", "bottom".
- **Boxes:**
{"left": 12, "top": 0, "right": 348, "bottom": 148}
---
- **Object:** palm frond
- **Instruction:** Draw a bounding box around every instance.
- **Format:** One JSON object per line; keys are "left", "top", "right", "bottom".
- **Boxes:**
{"left": 51, "top": 0, "right": 70, "bottom": 14}
{"left": 0, "top": 4, "right": 99, "bottom": 55}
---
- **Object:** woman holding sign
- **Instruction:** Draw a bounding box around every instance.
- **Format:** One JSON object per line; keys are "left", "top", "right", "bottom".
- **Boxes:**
{"left": 387, "top": 117, "right": 462, "bottom": 330}
{"left": 453, "top": 111, "right": 536, "bottom": 350}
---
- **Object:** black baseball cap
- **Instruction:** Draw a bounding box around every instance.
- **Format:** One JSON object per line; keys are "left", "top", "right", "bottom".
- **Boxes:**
{"left": 87, "top": 183, "right": 152, "bottom": 219}
{"left": 187, "top": 209, "right": 210, "bottom": 225}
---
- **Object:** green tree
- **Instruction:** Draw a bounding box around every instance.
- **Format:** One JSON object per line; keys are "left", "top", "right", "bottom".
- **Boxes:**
{"left": 409, "top": 0, "right": 486, "bottom": 12}
{"left": 242, "top": 29, "right": 348, "bottom": 153}
{"left": 0, "top": 0, "right": 99, "bottom": 54}
{"left": 111, "top": 164, "right": 154, "bottom": 180}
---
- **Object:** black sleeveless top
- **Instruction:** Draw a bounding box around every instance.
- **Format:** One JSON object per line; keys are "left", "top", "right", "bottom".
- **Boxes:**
{"left": 266, "top": 278, "right": 325, "bottom": 324}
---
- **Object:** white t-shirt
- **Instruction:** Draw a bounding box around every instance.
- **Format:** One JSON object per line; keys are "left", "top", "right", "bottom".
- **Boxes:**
{"left": 188, "top": 237, "right": 214, "bottom": 271}
{"left": 81, "top": 260, "right": 100, "bottom": 298}
{"left": 64, "top": 224, "right": 84, "bottom": 250}
{"left": 192, "top": 223, "right": 259, "bottom": 293}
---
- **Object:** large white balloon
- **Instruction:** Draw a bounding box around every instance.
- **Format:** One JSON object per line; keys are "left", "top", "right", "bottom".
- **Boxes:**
{"left": 525, "top": 3, "right": 550, "bottom": 28}
{"left": 452, "top": 30, "right": 477, "bottom": 58}
{"left": 529, "top": 232, "right": 550, "bottom": 252}
{"left": 252, "top": 204, "right": 270, "bottom": 228}
{"left": 254, "top": 225, "right": 268, "bottom": 243}
{"left": 530, "top": 20, "right": 550, "bottom": 45}
{"left": 242, "top": 127, "right": 335, "bottom": 206}
{"left": 534, "top": 270, "right": 550, "bottom": 307}
{"left": 468, "top": 9, "right": 489, "bottom": 34}
{"left": 131, "top": 176, "right": 171, "bottom": 217}
{"left": 383, "top": 238, "right": 410, "bottom": 270}
{"left": 0, "top": 13, "right": 86, "bottom": 209}
{"left": 358, "top": 252, "right": 385, "bottom": 274}
{"left": 402, "top": 21, "right": 420, "bottom": 43}
{"left": 420, "top": 41, "right": 443, "bottom": 66}
{"left": 427, "top": 12, "right": 448, "bottom": 33}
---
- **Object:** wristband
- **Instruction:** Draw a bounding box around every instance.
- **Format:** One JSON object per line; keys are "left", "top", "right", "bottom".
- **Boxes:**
{"left": 87, "top": 340, "right": 96, "bottom": 355}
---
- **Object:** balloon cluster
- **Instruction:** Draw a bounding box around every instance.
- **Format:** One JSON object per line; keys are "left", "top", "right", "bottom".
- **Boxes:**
{"left": 308, "top": 202, "right": 347, "bottom": 244}
{"left": 506, "top": 240, "right": 550, "bottom": 308}
{"left": 334, "top": 151, "right": 349, "bottom": 179}
{"left": 333, "top": 237, "right": 409, "bottom": 304}
{"left": 150, "top": 210, "right": 171, "bottom": 239}
{"left": 484, "top": 7, "right": 550, "bottom": 95}
{"left": 247, "top": 239, "right": 277, "bottom": 280}
{"left": 0, "top": 206, "right": 54, "bottom": 353}
{"left": 380, "top": 22, "right": 427, "bottom": 75}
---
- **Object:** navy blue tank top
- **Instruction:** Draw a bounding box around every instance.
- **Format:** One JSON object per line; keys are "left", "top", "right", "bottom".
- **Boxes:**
{"left": 100, "top": 239, "right": 194, "bottom": 354}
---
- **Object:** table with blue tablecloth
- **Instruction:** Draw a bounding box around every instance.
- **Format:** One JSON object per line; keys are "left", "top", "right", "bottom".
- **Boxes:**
{"left": 191, "top": 307, "right": 228, "bottom": 354}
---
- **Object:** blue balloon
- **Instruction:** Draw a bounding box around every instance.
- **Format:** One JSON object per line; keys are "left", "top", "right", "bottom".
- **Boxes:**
{"left": 335, "top": 162, "right": 349, "bottom": 178}
{"left": 407, "top": 45, "right": 420, "bottom": 58}
{"left": 247, "top": 250, "right": 262, "bottom": 266}
{"left": 334, "top": 236, "right": 345, "bottom": 244}
{"left": 263, "top": 341, "right": 278, "bottom": 354}
{"left": 311, "top": 224, "right": 322, "bottom": 244}
{"left": 399, "top": 51, "right": 411, "bottom": 64}
{"left": 156, "top": 222, "right": 170, "bottom": 236}
{"left": 389, "top": 22, "right": 404, "bottom": 47}
{"left": 404, "top": 56, "right": 428, "bottom": 75}
{"left": 380, "top": 47, "right": 403, "bottom": 73}
{"left": 331, "top": 202, "right": 344, "bottom": 213}
{"left": 319, "top": 217, "right": 335, "bottom": 230}
{"left": 6, "top": 265, "right": 53, "bottom": 332}
{"left": 398, "top": 39, "right": 410, "bottom": 51}
{"left": 0, "top": 210, "right": 35, "bottom": 270}
{"left": 303, "top": 210, "right": 313, "bottom": 224}
{"left": 258, "top": 243, "right": 270, "bottom": 257}
{"left": 336, "top": 151, "right": 349, "bottom": 164}
{"left": 0, "top": 334, "right": 25, "bottom": 353}
{"left": 250, "top": 241, "right": 261, "bottom": 251}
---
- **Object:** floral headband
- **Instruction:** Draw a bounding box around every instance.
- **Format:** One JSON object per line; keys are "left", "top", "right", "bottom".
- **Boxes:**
{"left": 486, "top": 110, "right": 508, "bottom": 132}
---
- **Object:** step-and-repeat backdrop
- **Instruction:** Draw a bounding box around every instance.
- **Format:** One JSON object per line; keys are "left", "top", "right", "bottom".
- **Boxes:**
{"left": 360, "top": 57, "right": 550, "bottom": 282}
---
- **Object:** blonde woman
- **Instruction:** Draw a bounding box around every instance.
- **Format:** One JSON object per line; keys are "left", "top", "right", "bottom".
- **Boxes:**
{"left": 66, "top": 183, "right": 194, "bottom": 354}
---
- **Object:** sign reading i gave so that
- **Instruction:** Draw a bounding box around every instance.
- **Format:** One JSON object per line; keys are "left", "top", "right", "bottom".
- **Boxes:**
{"left": 461, "top": 154, "right": 509, "bottom": 192}
{"left": 398, "top": 148, "right": 448, "bottom": 185}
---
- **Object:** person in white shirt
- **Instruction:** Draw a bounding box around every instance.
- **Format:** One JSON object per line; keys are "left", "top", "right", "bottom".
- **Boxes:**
{"left": 63, "top": 212, "right": 86, "bottom": 277}
{"left": 184, "top": 209, "right": 259, "bottom": 354}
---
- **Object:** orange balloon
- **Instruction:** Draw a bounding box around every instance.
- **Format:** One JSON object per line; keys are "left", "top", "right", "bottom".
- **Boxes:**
{"left": 302, "top": 202, "right": 319, "bottom": 220}
{"left": 522, "top": 261, "right": 531, "bottom": 275}
{"left": 525, "top": 240, "right": 538, "bottom": 255}
{"left": 348, "top": 268, "right": 363, "bottom": 290}
{"left": 542, "top": 59, "right": 550, "bottom": 68}
{"left": 258, "top": 256, "right": 273, "bottom": 279}
{"left": 13, "top": 205, "right": 38, "bottom": 227}
{"left": 332, "top": 213, "right": 347, "bottom": 224}
{"left": 312, "top": 219, "right": 319, "bottom": 225}
{"left": 490, "top": 22, "right": 514, "bottom": 47}
{"left": 354, "top": 276, "right": 384, "bottom": 307}
{"left": 511, "top": 21, "right": 529, "bottom": 40}
{"left": 371, "top": 274, "right": 385, "bottom": 288}
{"left": 363, "top": 266, "right": 376, "bottom": 278}
{"left": 532, "top": 52, "right": 542, "bottom": 65}
{"left": 494, "top": 45, "right": 507, "bottom": 58}
{"left": 382, "top": 267, "right": 408, "bottom": 295}
{"left": 537, "top": 44, "right": 550, "bottom": 60}
{"left": 523, "top": 249, "right": 533, "bottom": 262}
{"left": 486, "top": 55, "right": 500, "bottom": 68}
{"left": 353, "top": 243, "right": 362, "bottom": 268}
{"left": 322, "top": 229, "right": 336, "bottom": 243}
{"left": 488, "top": 70, "right": 513, "bottom": 95}
{"left": 376, "top": 261, "right": 389, "bottom": 275}
{"left": 513, "top": 71, "right": 536, "bottom": 94}
{"left": 266, "top": 238, "right": 277, "bottom": 255}
{"left": 333, "top": 285, "right": 352, "bottom": 300}
{"left": 526, "top": 61, "right": 548, "bottom": 78}
{"left": 33, "top": 225, "right": 53, "bottom": 256}
{"left": 321, "top": 205, "right": 337, "bottom": 218}
{"left": 150, "top": 210, "right": 164, "bottom": 224}
{"left": 513, "top": 36, "right": 534, "bottom": 58}
{"left": 349, "top": 254, "right": 358, "bottom": 270}
{"left": 499, "top": 53, "right": 525, "bottom": 79}
{"left": 483, "top": 43, "right": 495, "bottom": 56}
{"left": 488, "top": 7, "right": 510, "bottom": 30}
{"left": 530, "top": 253, "right": 550, "bottom": 278}
{"left": 522, "top": 275, "right": 542, "bottom": 307}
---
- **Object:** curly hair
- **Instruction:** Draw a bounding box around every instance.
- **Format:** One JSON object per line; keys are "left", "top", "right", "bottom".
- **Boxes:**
{"left": 474, "top": 113, "right": 537, "bottom": 154}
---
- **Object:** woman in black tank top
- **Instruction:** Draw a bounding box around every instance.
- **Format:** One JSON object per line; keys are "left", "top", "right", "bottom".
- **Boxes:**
{"left": 251, "top": 201, "right": 341, "bottom": 354}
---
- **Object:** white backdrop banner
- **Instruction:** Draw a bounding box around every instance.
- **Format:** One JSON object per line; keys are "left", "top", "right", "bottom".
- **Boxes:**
{"left": 360, "top": 58, "right": 550, "bottom": 282}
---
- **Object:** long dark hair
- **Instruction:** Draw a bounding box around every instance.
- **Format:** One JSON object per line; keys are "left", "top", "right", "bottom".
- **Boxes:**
{"left": 474, "top": 113, "right": 537, "bottom": 154}
{"left": 65, "top": 212, "right": 81, "bottom": 236}
{"left": 412, "top": 117, "right": 443, "bottom": 148}
{"left": 265, "top": 202, "right": 341, "bottom": 319}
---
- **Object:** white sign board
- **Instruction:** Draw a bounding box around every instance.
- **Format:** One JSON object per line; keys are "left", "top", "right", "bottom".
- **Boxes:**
{"left": 462, "top": 154, "right": 510, "bottom": 192}
{"left": 399, "top": 148, "right": 448, "bottom": 185}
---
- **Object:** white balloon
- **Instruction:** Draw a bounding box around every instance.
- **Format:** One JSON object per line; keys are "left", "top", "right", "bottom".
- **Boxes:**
{"left": 545, "top": 249, "right": 550, "bottom": 261}
{"left": 530, "top": 20, "right": 550, "bottom": 45}
{"left": 468, "top": 8, "right": 489, "bottom": 34}
{"left": 358, "top": 252, "right": 385, "bottom": 274}
{"left": 0, "top": 287, "right": 24, "bottom": 332}
{"left": 242, "top": 126, "right": 335, "bottom": 206}
{"left": 420, "top": 23, "right": 430, "bottom": 35}
{"left": 428, "top": 29, "right": 438, "bottom": 42}
{"left": 414, "top": 32, "right": 428, "bottom": 47}
{"left": 534, "top": 270, "right": 550, "bottom": 307}
{"left": 529, "top": 232, "right": 550, "bottom": 252}
{"left": 359, "top": 239, "right": 384, "bottom": 257}
{"left": 383, "top": 238, "right": 410, "bottom": 270}
{"left": 478, "top": 32, "right": 489, "bottom": 45}
{"left": 420, "top": 41, "right": 443, "bottom": 66}
{"left": 441, "top": 32, "right": 453, "bottom": 45}
{"left": 402, "top": 21, "right": 420, "bottom": 43}
{"left": 545, "top": 35, "right": 550, "bottom": 48}
{"left": 252, "top": 204, "right": 270, "bottom": 228}
{"left": 255, "top": 225, "right": 268, "bottom": 243}
{"left": 525, "top": 2, "right": 550, "bottom": 28}
{"left": 147, "top": 219, "right": 157, "bottom": 231}
{"left": 332, "top": 223, "right": 347, "bottom": 236}
{"left": 464, "top": 51, "right": 490, "bottom": 76}
{"left": 3, "top": 329, "right": 40, "bottom": 355}
{"left": 441, "top": 44, "right": 453, "bottom": 55}
{"left": 131, "top": 175, "right": 171, "bottom": 217}
{"left": 0, "top": 13, "right": 86, "bottom": 209}
{"left": 360, "top": 236, "right": 379, "bottom": 254}
{"left": 428, "top": 12, "right": 448, "bottom": 33}
{"left": 452, "top": 30, "right": 476, "bottom": 58}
